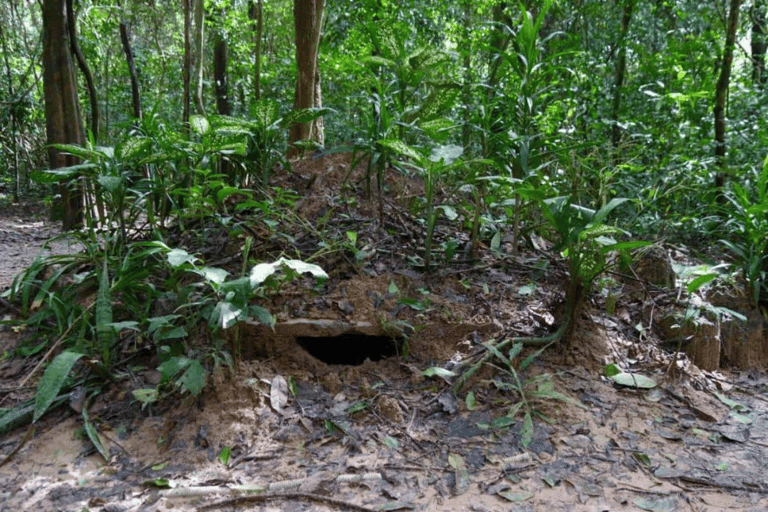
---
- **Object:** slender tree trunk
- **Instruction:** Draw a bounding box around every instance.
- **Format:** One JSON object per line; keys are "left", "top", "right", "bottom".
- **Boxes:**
{"left": 714, "top": 0, "right": 742, "bottom": 199}
{"left": 611, "top": 0, "right": 635, "bottom": 148}
{"left": 194, "top": 0, "right": 205, "bottom": 116}
{"left": 119, "top": 20, "right": 142, "bottom": 120}
{"left": 288, "top": 0, "right": 325, "bottom": 157}
{"left": 213, "top": 12, "right": 230, "bottom": 116}
{"left": 42, "top": 0, "right": 85, "bottom": 230}
{"left": 250, "top": 0, "right": 263, "bottom": 102}
{"left": 66, "top": 0, "right": 98, "bottom": 141}
{"left": 183, "top": 0, "right": 191, "bottom": 128}
{"left": 461, "top": 0, "right": 472, "bottom": 151}
{"left": 752, "top": 0, "right": 767, "bottom": 87}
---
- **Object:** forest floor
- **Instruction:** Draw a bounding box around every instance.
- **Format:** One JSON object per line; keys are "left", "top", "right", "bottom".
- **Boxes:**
{"left": 1, "top": 153, "right": 768, "bottom": 512}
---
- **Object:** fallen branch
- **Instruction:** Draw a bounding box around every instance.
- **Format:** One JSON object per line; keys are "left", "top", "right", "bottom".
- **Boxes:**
{"left": 163, "top": 471, "right": 382, "bottom": 499}
{"left": 197, "top": 491, "right": 382, "bottom": 512}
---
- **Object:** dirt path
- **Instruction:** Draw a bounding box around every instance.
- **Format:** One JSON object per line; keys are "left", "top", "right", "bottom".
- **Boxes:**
{"left": 1, "top": 196, "right": 768, "bottom": 512}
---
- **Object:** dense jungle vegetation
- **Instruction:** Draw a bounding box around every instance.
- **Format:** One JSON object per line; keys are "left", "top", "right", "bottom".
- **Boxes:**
{"left": 0, "top": 0, "right": 766, "bottom": 426}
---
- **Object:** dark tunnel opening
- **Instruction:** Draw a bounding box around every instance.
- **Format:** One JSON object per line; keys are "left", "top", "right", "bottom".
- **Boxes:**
{"left": 295, "top": 333, "right": 404, "bottom": 365}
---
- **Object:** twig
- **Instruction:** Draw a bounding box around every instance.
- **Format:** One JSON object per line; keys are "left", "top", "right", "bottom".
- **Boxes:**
{"left": 197, "top": 491, "right": 381, "bottom": 512}
{"left": 164, "top": 472, "right": 383, "bottom": 499}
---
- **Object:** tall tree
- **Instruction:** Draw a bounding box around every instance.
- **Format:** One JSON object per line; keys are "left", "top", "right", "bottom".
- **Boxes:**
{"left": 714, "top": 0, "right": 743, "bottom": 199}
{"left": 183, "top": 0, "right": 192, "bottom": 128}
{"left": 250, "top": 0, "right": 264, "bottom": 102}
{"left": 213, "top": 9, "right": 230, "bottom": 115}
{"left": 66, "top": 0, "right": 98, "bottom": 140}
{"left": 288, "top": 0, "right": 325, "bottom": 157}
{"left": 752, "top": 0, "right": 767, "bottom": 87}
{"left": 118, "top": 8, "right": 142, "bottom": 120}
{"left": 194, "top": 0, "right": 206, "bottom": 115}
{"left": 610, "top": 0, "right": 635, "bottom": 148}
{"left": 42, "top": 0, "right": 85, "bottom": 230}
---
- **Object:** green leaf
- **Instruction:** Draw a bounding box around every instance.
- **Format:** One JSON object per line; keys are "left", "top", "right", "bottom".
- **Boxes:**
{"left": 714, "top": 392, "right": 748, "bottom": 411}
{"left": 429, "top": 144, "right": 463, "bottom": 165}
{"left": 96, "top": 258, "right": 114, "bottom": 367}
{"left": 249, "top": 305, "right": 275, "bottom": 327}
{"left": 116, "top": 136, "right": 152, "bottom": 161}
{"left": 144, "top": 478, "right": 171, "bottom": 488}
{"left": 158, "top": 356, "right": 192, "bottom": 382}
{"left": 517, "top": 284, "right": 536, "bottom": 296}
{"left": 177, "top": 359, "right": 206, "bottom": 395}
{"left": 189, "top": 115, "right": 211, "bottom": 135}
{"left": 132, "top": 388, "right": 159, "bottom": 409}
{"left": 213, "top": 300, "right": 244, "bottom": 329}
{"left": 167, "top": 248, "right": 197, "bottom": 268}
{"left": 608, "top": 371, "right": 657, "bottom": 389}
{"left": 249, "top": 258, "right": 328, "bottom": 288}
{"left": 686, "top": 273, "right": 718, "bottom": 293}
{"left": 197, "top": 266, "right": 229, "bottom": 286}
{"left": 633, "top": 451, "right": 652, "bottom": 466}
{"left": 603, "top": 363, "right": 622, "bottom": 377}
{"left": 250, "top": 98, "right": 281, "bottom": 127}
{"left": 465, "top": 391, "right": 477, "bottom": 411}
{"left": 448, "top": 453, "right": 469, "bottom": 494}
{"left": 219, "top": 445, "right": 232, "bottom": 465}
{"left": 377, "top": 139, "right": 422, "bottom": 162}
{"left": 83, "top": 406, "right": 110, "bottom": 461}
{"left": 489, "top": 414, "right": 516, "bottom": 429}
{"left": 593, "top": 197, "right": 630, "bottom": 224}
{"left": 30, "top": 164, "right": 98, "bottom": 183}
{"left": 521, "top": 412, "right": 533, "bottom": 447}
{"left": 49, "top": 143, "right": 111, "bottom": 162}
{"left": 438, "top": 205, "right": 458, "bottom": 220}
{"left": 97, "top": 175, "right": 123, "bottom": 193}
{"left": 422, "top": 366, "right": 456, "bottom": 378}
{"left": 34, "top": 350, "right": 85, "bottom": 422}
{"left": 282, "top": 107, "right": 334, "bottom": 126}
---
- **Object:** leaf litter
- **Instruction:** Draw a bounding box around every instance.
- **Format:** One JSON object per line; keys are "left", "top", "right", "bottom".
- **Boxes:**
{"left": 0, "top": 157, "right": 767, "bottom": 511}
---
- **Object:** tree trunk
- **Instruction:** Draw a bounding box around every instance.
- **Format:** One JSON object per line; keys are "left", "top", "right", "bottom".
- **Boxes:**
{"left": 66, "top": 0, "right": 98, "bottom": 141}
{"left": 183, "top": 0, "right": 192, "bottom": 128}
{"left": 42, "top": 0, "right": 85, "bottom": 230}
{"left": 194, "top": 0, "right": 206, "bottom": 116}
{"left": 119, "top": 20, "right": 142, "bottom": 120}
{"left": 610, "top": 0, "right": 635, "bottom": 148}
{"left": 714, "top": 0, "right": 742, "bottom": 199}
{"left": 213, "top": 14, "right": 230, "bottom": 116}
{"left": 461, "top": 0, "right": 472, "bottom": 151}
{"left": 250, "top": 0, "right": 263, "bottom": 102}
{"left": 288, "top": 0, "right": 325, "bottom": 157}
{"left": 752, "top": 0, "right": 767, "bottom": 87}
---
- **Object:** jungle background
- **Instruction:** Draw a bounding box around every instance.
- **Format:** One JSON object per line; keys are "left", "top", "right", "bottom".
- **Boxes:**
{"left": 1, "top": 0, "right": 768, "bottom": 511}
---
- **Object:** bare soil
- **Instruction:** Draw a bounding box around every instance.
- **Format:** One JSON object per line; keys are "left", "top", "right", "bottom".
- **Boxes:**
{"left": 1, "top": 155, "right": 768, "bottom": 512}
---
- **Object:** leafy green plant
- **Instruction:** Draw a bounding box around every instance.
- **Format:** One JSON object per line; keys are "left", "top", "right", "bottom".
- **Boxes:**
{"left": 379, "top": 140, "right": 466, "bottom": 271}
{"left": 662, "top": 263, "right": 746, "bottom": 375}
{"left": 720, "top": 160, "right": 768, "bottom": 307}
{"left": 480, "top": 340, "right": 584, "bottom": 447}
{"left": 345, "top": 24, "right": 457, "bottom": 220}
{"left": 149, "top": 245, "right": 328, "bottom": 394}
{"left": 530, "top": 195, "right": 649, "bottom": 345}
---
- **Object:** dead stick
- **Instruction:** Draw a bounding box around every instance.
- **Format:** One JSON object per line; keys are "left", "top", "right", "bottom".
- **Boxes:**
{"left": 197, "top": 492, "right": 380, "bottom": 512}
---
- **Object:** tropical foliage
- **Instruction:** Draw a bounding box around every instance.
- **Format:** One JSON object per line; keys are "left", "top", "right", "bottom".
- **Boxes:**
{"left": 0, "top": 0, "right": 766, "bottom": 433}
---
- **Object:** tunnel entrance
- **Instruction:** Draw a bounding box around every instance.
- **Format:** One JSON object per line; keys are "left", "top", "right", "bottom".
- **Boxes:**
{"left": 295, "top": 333, "right": 404, "bottom": 366}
